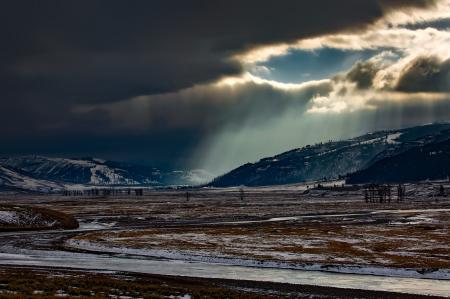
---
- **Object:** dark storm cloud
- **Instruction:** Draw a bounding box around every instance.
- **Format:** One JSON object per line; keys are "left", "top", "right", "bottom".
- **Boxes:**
{"left": 0, "top": 0, "right": 438, "bottom": 167}
{"left": 396, "top": 56, "right": 450, "bottom": 92}
{"left": 345, "top": 61, "right": 379, "bottom": 89}
{"left": 0, "top": 0, "right": 435, "bottom": 104}
{"left": 402, "top": 18, "right": 450, "bottom": 30}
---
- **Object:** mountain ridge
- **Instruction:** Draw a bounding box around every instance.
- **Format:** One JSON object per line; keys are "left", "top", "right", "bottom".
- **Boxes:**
{"left": 3, "top": 123, "right": 450, "bottom": 193}
{"left": 209, "top": 123, "right": 450, "bottom": 187}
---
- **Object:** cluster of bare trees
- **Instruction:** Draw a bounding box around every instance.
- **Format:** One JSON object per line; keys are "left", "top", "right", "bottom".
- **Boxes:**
{"left": 364, "top": 184, "right": 406, "bottom": 203}
{"left": 239, "top": 188, "right": 245, "bottom": 201}
{"left": 438, "top": 185, "right": 446, "bottom": 197}
{"left": 62, "top": 188, "right": 145, "bottom": 197}
{"left": 433, "top": 184, "right": 447, "bottom": 202}
{"left": 62, "top": 190, "right": 84, "bottom": 196}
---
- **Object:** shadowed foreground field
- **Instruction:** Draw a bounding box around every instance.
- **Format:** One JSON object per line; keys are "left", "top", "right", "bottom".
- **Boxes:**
{"left": 0, "top": 267, "right": 446, "bottom": 299}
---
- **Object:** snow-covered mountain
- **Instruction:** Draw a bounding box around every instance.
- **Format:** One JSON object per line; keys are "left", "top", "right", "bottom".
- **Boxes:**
{"left": 0, "top": 156, "right": 213, "bottom": 193}
{"left": 0, "top": 156, "right": 155, "bottom": 185}
{"left": 209, "top": 123, "right": 450, "bottom": 187}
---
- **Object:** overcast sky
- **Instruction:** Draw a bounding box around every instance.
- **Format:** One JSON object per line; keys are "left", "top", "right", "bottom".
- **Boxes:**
{"left": 2, "top": 0, "right": 450, "bottom": 174}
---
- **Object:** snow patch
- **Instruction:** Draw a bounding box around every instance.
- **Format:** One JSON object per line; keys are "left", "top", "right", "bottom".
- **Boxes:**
{"left": 386, "top": 132, "right": 403, "bottom": 144}
{"left": 0, "top": 211, "right": 18, "bottom": 224}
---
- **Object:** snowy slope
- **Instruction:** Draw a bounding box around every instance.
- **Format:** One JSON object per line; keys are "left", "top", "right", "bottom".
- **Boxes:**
{"left": 210, "top": 123, "right": 450, "bottom": 187}
{"left": 0, "top": 165, "right": 63, "bottom": 193}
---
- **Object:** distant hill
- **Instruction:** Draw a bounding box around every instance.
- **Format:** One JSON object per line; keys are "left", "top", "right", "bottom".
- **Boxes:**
{"left": 209, "top": 123, "right": 450, "bottom": 187}
{"left": 0, "top": 156, "right": 212, "bottom": 193}
{"left": 0, "top": 164, "right": 64, "bottom": 193}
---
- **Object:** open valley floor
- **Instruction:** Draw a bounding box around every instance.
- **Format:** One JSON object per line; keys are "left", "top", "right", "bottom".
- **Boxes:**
{"left": 0, "top": 184, "right": 450, "bottom": 298}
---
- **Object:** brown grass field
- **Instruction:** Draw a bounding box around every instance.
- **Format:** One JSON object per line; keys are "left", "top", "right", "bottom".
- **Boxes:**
{"left": 0, "top": 204, "right": 79, "bottom": 231}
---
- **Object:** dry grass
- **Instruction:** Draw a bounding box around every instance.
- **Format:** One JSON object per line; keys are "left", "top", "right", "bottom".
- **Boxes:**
{"left": 2, "top": 189, "right": 449, "bottom": 269}
{"left": 3, "top": 189, "right": 449, "bottom": 226}
{"left": 72, "top": 210, "right": 450, "bottom": 269}
{"left": 30, "top": 206, "right": 79, "bottom": 229}
{"left": 0, "top": 267, "right": 275, "bottom": 299}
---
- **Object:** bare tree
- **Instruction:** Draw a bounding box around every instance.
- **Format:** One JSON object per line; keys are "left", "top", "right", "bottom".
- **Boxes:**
{"left": 239, "top": 188, "right": 245, "bottom": 201}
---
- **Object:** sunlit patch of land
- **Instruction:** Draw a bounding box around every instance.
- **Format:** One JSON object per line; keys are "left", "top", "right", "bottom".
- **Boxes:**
{"left": 69, "top": 209, "right": 450, "bottom": 270}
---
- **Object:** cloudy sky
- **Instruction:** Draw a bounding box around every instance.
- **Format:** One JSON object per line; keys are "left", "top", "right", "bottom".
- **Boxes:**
{"left": 2, "top": 0, "right": 450, "bottom": 175}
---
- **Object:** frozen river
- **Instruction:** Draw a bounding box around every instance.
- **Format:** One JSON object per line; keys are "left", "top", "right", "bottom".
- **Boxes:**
{"left": 0, "top": 247, "right": 449, "bottom": 297}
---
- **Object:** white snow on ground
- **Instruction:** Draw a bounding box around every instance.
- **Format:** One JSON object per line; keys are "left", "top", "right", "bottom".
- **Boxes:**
{"left": 355, "top": 132, "right": 400, "bottom": 146}
{"left": 66, "top": 239, "right": 450, "bottom": 280}
{"left": 386, "top": 132, "right": 403, "bottom": 144}
{"left": 78, "top": 221, "right": 117, "bottom": 230}
{"left": 0, "top": 211, "right": 18, "bottom": 224}
{"left": 0, "top": 208, "right": 56, "bottom": 227}
{"left": 359, "top": 137, "right": 385, "bottom": 145}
